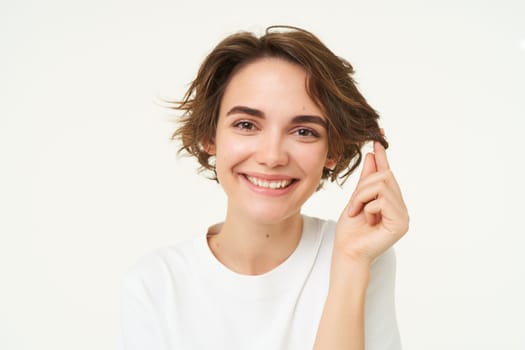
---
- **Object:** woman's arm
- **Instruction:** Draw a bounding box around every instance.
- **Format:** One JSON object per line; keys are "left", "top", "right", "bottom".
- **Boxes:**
{"left": 121, "top": 267, "right": 167, "bottom": 350}
{"left": 314, "top": 141, "right": 408, "bottom": 350}
{"left": 313, "top": 261, "right": 369, "bottom": 350}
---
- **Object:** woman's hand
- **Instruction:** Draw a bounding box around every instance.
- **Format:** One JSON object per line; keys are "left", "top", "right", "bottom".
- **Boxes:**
{"left": 316, "top": 140, "right": 407, "bottom": 350}
{"left": 333, "top": 140, "right": 409, "bottom": 270}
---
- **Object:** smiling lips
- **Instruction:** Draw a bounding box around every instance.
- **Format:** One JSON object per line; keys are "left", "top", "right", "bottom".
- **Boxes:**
{"left": 243, "top": 174, "right": 296, "bottom": 190}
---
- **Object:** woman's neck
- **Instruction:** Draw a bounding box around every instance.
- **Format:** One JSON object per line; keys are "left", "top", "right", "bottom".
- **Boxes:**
{"left": 207, "top": 210, "right": 304, "bottom": 275}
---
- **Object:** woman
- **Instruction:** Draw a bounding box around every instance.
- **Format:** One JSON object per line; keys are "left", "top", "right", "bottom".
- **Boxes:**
{"left": 121, "top": 26, "right": 409, "bottom": 350}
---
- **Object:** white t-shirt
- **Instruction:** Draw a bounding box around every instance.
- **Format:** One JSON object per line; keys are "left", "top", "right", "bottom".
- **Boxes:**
{"left": 121, "top": 215, "right": 401, "bottom": 350}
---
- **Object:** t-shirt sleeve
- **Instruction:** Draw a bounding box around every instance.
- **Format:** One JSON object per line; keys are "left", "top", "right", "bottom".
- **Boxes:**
{"left": 364, "top": 248, "right": 402, "bottom": 350}
{"left": 120, "top": 266, "right": 167, "bottom": 350}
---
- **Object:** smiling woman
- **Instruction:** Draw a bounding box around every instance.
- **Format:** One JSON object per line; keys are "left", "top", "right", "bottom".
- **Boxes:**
{"left": 121, "top": 26, "right": 409, "bottom": 350}
{"left": 209, "top": 58, "right": 333, "bottom": 226}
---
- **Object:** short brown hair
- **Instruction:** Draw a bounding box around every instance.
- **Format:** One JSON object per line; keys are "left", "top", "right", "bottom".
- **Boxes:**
{"left": 171, "top": 25, "right": 387, "bottom": 184}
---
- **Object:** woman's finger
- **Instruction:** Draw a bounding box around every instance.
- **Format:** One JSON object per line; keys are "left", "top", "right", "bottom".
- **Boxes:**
{"left": 374, "top": 141, "right": 390, "bottom": 172}
{"left": 354, "top": 169, "right": 403, "bottom": 199}
{"left": 362, "top": 189, "right": 408, "bottom": 231}
{"left": 358, "top": 152, "right": 377, "bottom": 181}
{"left": 348, "top": 178, "right": 393, "bottom": 217}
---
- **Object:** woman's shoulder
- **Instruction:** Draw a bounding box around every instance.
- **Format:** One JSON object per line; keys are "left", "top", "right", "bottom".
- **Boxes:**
{"left": 122, "top": 235, "right": 202, "bottom": 291}
{"left": 302, "top": 214, "right": 337, "bottom": 238}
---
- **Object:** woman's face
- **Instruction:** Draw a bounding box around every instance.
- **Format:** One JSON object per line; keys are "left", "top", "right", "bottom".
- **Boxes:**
{"left": 208, "top": 58, "right": 336, "bottom": 224}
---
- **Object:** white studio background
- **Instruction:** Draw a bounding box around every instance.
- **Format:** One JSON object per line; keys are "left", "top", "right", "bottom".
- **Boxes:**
{"left": 1, "top": 0, "right": 524, "bottom": 349}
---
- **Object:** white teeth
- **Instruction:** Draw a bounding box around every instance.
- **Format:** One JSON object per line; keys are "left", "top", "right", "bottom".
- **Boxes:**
{"left": 245, "top": 175, "right": 293, "bottom": 189}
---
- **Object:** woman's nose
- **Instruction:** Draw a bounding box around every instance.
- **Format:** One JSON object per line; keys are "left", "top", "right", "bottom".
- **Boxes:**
{"left": 254, "top": 132, "right": 289, "bottom": 168}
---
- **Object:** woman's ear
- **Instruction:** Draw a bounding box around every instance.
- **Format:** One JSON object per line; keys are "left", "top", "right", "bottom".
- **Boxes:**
{"left": 201, "top": 142, "right": 216, "bottom": 155}
{"left": 324, "top": 157, "right": 337, "bottom": 170}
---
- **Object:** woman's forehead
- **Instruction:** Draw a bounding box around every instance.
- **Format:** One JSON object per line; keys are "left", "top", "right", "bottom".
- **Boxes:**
{"left": 219, "top": 58, "right": 324, "bottom": 119}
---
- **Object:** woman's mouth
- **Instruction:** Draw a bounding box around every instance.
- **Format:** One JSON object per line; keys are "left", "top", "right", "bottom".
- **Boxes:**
{"left": 243, "top": 174, "right": 297, "bottom": 189}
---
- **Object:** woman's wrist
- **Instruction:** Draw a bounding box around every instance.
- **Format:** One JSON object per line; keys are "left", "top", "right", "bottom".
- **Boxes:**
{"left": 315, "top": 259, "right": 369, "bottom": 350}
{"left": 328, "top": 254, "right": 371, "bottom": 293}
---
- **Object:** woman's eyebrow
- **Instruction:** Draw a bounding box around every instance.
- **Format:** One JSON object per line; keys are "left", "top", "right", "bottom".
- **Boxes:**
{"left": 226, "top": 105, "right": 327, "bottom": 129}
{"left": 226, "top": 106, "right": 264, "bottom": 118}
{"left": 291, "top": 115, "right": 327, "bottom": 129}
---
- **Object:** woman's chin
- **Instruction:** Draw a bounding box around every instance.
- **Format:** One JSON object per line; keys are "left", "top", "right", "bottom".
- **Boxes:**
{"left": 240, "top": 205, "right": 302, "bottom": 226}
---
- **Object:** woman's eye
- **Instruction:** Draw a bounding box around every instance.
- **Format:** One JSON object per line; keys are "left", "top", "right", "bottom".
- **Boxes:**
{"left": 295, "top": 128, "right": 319, "bottom": 137}
{"left": 234, "top": 121, "right": 256, "bottom": 130}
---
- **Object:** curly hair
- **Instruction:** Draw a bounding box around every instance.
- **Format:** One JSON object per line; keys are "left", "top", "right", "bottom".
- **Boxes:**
{"left": 171, "top": 25, "right": 387, "bottom": 185}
